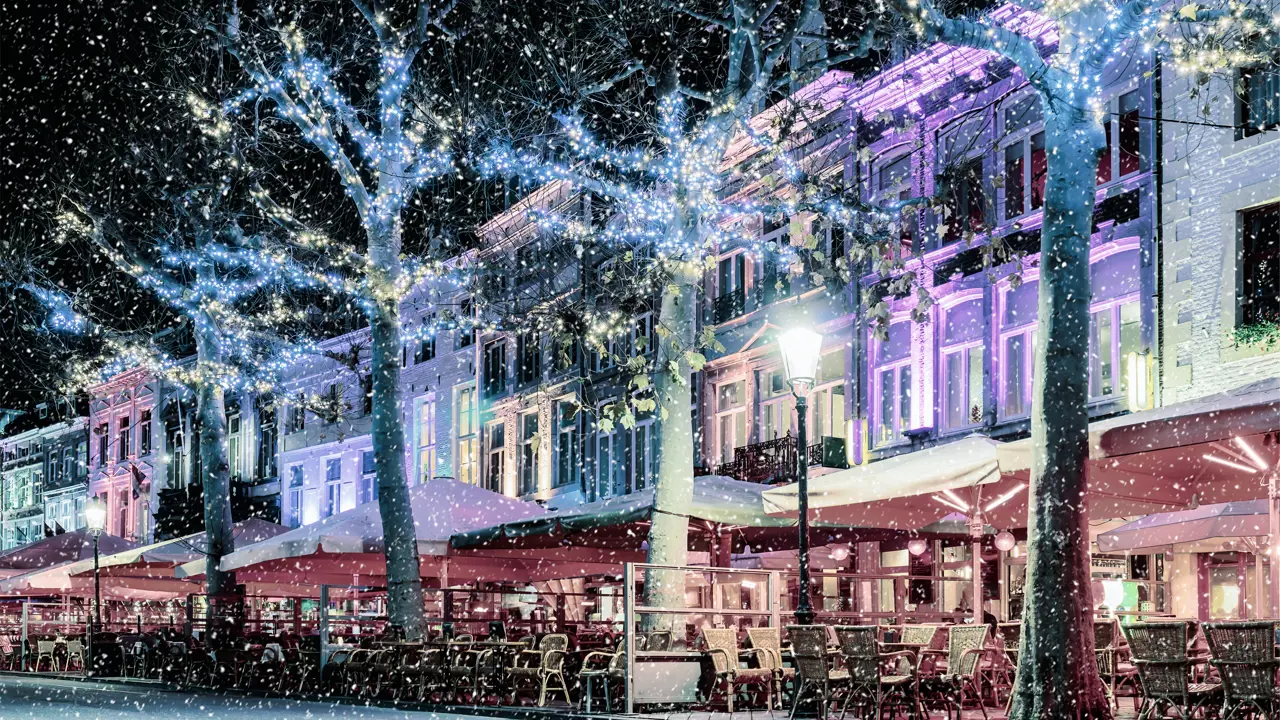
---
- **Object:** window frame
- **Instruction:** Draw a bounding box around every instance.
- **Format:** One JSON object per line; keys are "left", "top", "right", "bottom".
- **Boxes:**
{"left": 999, "top": 93, "right": 1047, "bottom": 223}
{"left": 869, "top": 320, "right": 914, "bottom": 447}
{"left": 997, "top": 275, "right": 1040, "bottom": 421}
{"left": 416, "top": 396, "right": 437, "bottom": 484}
{"left": 455, "top": 385, "right": 479, "bottom": 486}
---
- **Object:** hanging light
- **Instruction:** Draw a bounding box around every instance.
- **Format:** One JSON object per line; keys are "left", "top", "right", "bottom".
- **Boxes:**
{"left": 830, "top": 545, "right": 850, "bottom": 562}
{"left": 908, "top": 538, "right": 928, "bottom": 556}
{"left": 994, "top": 531, "right": 1017, "bottom": 553}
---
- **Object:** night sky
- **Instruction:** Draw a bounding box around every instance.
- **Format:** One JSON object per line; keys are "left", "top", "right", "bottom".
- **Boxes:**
{"left": 1, "top": 0, "right": 172, "bottom": 410}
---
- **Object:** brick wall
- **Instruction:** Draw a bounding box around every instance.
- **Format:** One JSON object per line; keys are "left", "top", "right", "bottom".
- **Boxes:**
{"left": 1159, "top": 68, "right": 1280, "bottom": 403}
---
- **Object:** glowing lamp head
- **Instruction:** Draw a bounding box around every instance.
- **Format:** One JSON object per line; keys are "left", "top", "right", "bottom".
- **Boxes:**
{"left": 779, "top": 328, "right": 823, "bottom": 397}
{"left": 84, "top": 496, "right": 107, "bottom": 537}
{"left": 830, "top": 545, "right": 850, "bottom": 562}
{"left": 994, "top": 531, "right": 1017, "bottom": 553}
{"left": 907, "top": 538, "right": 929, "bottom": 556}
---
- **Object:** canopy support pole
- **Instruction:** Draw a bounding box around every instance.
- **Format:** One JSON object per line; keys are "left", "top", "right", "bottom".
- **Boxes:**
{"left": 969, "top": 516, "right": 984, "bottom": 624}
{"left": 1269, "top": 466, "right": 1278, "bottom": 619}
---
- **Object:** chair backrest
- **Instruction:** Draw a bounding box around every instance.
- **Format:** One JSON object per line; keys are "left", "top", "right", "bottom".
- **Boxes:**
{"left": 538, "top": 633, "right": 568, "bottom": 653}
{"left": 947, "top": 624, "right": 989, "bottom": 677}
{"left": 1094, "top": 619, "right": 1116, "bottom": 649}
{"left": 701, "top": 628, "right": 739, "bottom": 674}
{"left": 646, "top": 630, "right": 672, "bottom": 651}
{"left": 834, "top": 626, "right": 881, "bottom": 686}
{"left": 1122, "top": 621, "right": 1189, "bottom": 697}
{"left": 900, "top": 624, "right": 938, "bottom": 646}
{"left": 997, "top": 623, "right": 1021, "bottom": 650}
{"left": 787, "top": 625, "right": 830, "bottom": 683}
{"left": 745, "top": 627, "right": 782, "bottom": 670}
{"left": 67, "top": 640, "right": 83, "bottom": 653}
{"left": 37, "top": 640, "right": 55, "bottom": 654}
{"left": 1203, "top": 621, "right": 1278, "bottom": 701}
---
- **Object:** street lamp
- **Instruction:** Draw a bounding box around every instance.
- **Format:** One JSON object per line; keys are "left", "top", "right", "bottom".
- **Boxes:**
{"left": 780, "top": 327, "right": 822, "bottom": 626}
{"left": 84, "top": 497, "right": 107, "bottom": 644}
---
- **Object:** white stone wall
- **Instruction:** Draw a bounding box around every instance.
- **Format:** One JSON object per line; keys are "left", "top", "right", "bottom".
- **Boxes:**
{"left": 1160, "top": 69, "right": 1280, "bottom": 403}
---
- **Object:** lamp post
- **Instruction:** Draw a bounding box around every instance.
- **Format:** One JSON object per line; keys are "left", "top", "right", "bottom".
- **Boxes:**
{"left": 780, "top": 327, "right": 823, "bottom": 626}
{"left": 84, "top": 496, "right": 107, "bottom": 672}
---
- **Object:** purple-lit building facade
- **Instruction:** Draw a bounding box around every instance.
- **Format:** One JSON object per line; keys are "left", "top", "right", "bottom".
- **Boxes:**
{"left": 704, "top": 6, "right": 1157, "bottom": 475}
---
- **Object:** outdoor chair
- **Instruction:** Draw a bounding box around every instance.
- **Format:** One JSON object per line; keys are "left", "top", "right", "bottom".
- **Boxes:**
{"left": 644, "top": 630, "right": 673, "bottom": 651}
{"left": 1095, "top": 619, "right": 1140, "bottom": 710}
{"left": 701, "top": 627, "right": 775, "bottom": 712}
{"left": 834, "top": 625, "right": 920, "bottom": 720}
{"left": 578, "top": 644, "right": 625, "bottom": 713}
{"left": 509, "top": 633, "right": 570, "bottom": 706}
{"left": 321, "top": 646, "right": 355, "bottom": 696}
{"left": 1123, "top": 621, "right": 1222, "bottom": 720}
{"left": 0, "top": 636, "right": 16, "bottom": 670}
{"left": 787, "top": 625, "right": 850, "bottom": 720}
{"left": 64, "top": 640, "right": 85, "bottom": 673}
{"left": 34, "top": 640, "right": 57, "bottom": 672}
{"left": 997, "top": 623, "right": 1022, "bottom": 714}
{"left": 390, "top": 647, "right": 425, "bottom": 701}
{"left": 747, "top": 627, "right": 796, "bottom": 708}
{"left": 1204, "top": 621, "right": 1279, "bottom": 720}
{"left": 918, "top": 624, "right": 990, "bottom": 720}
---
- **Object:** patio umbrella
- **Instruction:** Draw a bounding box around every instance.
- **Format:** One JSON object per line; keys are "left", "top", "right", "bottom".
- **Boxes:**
{"left": 188, "top": 479, "right": 617, "bottom": 590}
{"left": 1097, "top": 499, "right": 1271, "bottom": 555}
{"left": 0, "top": 561, "right": 195, "bottom": 600}
{"left": 63, "top": 518, "right": 289, "bottom": 580}
{"left": 0, "top": 529, "right": 142, "bottom": 580}
{"left": 451, "top": 475, "right": 869, "bottom": 558}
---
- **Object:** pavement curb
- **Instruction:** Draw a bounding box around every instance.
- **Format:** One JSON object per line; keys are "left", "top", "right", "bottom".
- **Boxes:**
{"left": 0, "top": 670, "right": 661, "bottom": 720}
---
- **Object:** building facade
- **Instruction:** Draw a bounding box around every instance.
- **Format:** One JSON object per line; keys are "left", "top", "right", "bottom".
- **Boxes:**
{"left": 1158, "top": 61, "right": 1280, "bottom": 403}
{"left": 0, "top": 404, "right": 88, "bottom": 549}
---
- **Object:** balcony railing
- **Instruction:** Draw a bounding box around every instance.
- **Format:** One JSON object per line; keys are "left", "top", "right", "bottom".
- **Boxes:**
{"left": 714, "top": 433, "right": 845, "bottom": 484}
{"left": 713, "top": 288, "right": 746, "bottom": 323}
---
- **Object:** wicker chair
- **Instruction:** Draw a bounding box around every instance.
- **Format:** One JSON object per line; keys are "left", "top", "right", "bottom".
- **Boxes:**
{"left": 998, "top": 623, "right": 1022, "bottom": 714}
{"left": 747, "top": 627, "right": 796, "bottom": 708}
{"left": 918, "top": 624, "right": 990, "bottom": 720}
{"left": 900, "top": 625, "right": 939, "bottom": 647}
{"left": 787, "top": 625, "right": 850, "bottom": 720}
{"left": 834, "top": 625, "right": 920, "bottom": 720}
{"left": 1123, "top": 621, "right": 1221, "bottom": 720}
{"left": 1204, "top": 621, "right": 1279, "bottom": 720}
{"left": 701, "top": 627, "right": 775, "bottom": 711}
{"left": 509, "top": 633, "right": 570, "bottom": 706}
{"left": 1095, "top": 619, "right": 1140, "bottom": 710}
{"left": 578, "top": 645, "right": 625, "bottom": 713}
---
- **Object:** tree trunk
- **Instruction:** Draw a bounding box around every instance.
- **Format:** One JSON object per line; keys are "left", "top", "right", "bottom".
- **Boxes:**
{"left": 194, "top": 316, "right": 235, "bottom": 599}
{"left": 643, "top": 259, "right": 700, "bottom": 629}
{"left": 1010, "top": 106, "right": 1112, "bottom": 720}
{"left": 367, "top": 226, "right": 427, "bottom": 641}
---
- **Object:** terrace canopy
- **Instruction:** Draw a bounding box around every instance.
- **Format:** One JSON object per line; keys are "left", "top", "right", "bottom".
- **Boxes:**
{"left": 0, "top": 529, "right": 141, "bottom": 580}
{"left": 195, "top": 479, "right": 625, "bottom": 590}
{"left": 65, "top": 518, "right": 288, "bottom": 581}
{"left": 1097, "top": 500, "right": 1272, "bottom": 555}
{"left": 0, "top": 559, "right": 193, "bottom": 600}
{"left": 763, "top": 381, "right": 1280, "bottom": 529}
{"left": 451, "top": 475, "right": 869, "bottom": 557}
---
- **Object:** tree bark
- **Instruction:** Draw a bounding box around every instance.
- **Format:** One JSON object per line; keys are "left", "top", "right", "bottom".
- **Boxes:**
{"left": 643, "top": 259, "right": 700, "bottom": 628}
{"left": 367, "top": 225, "right": 427, "bottom": 641}
{"left": 1010, "top": 105, "right": 1112, "bottom": 720}
{"left": 194, "top": 314, "right": 235, "bottom": 600}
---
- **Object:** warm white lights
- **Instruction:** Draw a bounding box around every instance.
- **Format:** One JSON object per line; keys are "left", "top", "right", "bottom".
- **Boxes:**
{"left": 908, "top": 538, "right": 929, "bottom": 556}
{"left": 84, "top": 496, "right": 107, "bottom": 536}
{"left": 994, "top": 531, "right": 1017, "bottom": 552}
{"left": 1203, "top": 453, "right": 1260, "bottom": 474}
{"left": 985, "top": 483, "right": 1028, "bottom": 513}
{"left": 931, "top": 494, "right": 970, "bottom": 513}
{"left": 1233, "top": 437, "right": 1269, "bottom": 471}
{"left": 779, "top": 328, "right": 823, "bottom": 397}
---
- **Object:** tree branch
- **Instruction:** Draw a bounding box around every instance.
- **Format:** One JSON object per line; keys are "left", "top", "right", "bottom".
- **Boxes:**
{"left": 1083, "top": 0, "right": 1156, "bottom": 71}
{"left": 900, "top": 0, "right": 1054, "bottom": 94}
